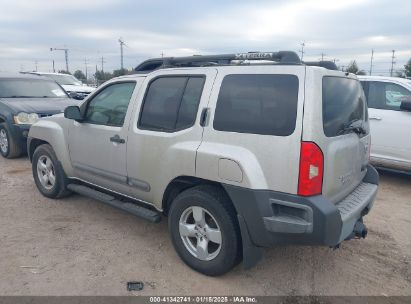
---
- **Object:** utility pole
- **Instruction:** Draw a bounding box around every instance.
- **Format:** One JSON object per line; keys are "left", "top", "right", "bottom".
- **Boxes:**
{"left": 161, "top": 51, "right": 164, "bottom": 58}
{"left": 52, "top": 60, "right": 55, "bottom": 73}
{"left": 101, "top": 56, "right": 106, "bottom": 73}
{"left": 299, "top": 42, "right": 305, "bottom": 61}
{"left": 119, "top": 38, "right": 125, "bottom": 70}
{"left": 50, "top": 47, "right": 69, "bottom": 72}
{"left": 84, "top": 58, "right": 89, "bottom": 83}
{"left": 320, "top": 52, "right": 326, "bottom": 61}
{"left": 34, "top": 60, "right": 38, "bottom": 72}
{"left": 390, "top": 50, "right": 396, "bottom": 77}
{"left": 369, "top": 49, "right": 374, "bottom": 76}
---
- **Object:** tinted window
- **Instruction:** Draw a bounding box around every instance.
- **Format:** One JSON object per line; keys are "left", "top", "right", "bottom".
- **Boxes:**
{"left": 213, "top": 74, "right": 299, "bottom": 136}
{"left": 139, "top": 76, "right": 205, "bottom": 132}
{"left": 323, "top": 77, "right": 366, "bottom": 137}
{"left": 85, "top": 82, "right": 136, "bottom": 126}
{"left": 0, "top": 79, "right": 67, "bottom": 98}
{"left": 366, "top": 81, "right": 411, "bottom": 111}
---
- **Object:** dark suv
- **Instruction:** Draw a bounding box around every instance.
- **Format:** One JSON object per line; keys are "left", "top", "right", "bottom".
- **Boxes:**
{"left": 0, "top": 73, "right": 74, "bottom": 158}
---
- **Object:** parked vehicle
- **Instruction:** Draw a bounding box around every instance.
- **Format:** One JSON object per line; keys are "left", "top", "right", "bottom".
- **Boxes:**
{"left": 28, "top": 52, "right": 379, "bottom": 275}
{"left": 0, "top": 73, "right": 75, "bottom": 158}
{"left": 359, "top": 76, "right": 411, "bottom": 172}
{"left": 28, "top": 72, "right": 95, "bottom": 100}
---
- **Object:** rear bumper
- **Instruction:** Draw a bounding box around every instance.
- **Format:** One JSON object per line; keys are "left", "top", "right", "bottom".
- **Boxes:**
{"left": 223, "top": 165, "right": 379, "bottom": 248}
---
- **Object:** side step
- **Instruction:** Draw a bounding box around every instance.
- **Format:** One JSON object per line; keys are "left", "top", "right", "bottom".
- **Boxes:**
{"left": 67, "top": 184, "right": 162, "bottom": 223}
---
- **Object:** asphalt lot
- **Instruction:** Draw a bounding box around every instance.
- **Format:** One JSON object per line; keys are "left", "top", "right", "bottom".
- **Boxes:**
{"left": 0, "top": 156, "right": 410, "bottom": 296}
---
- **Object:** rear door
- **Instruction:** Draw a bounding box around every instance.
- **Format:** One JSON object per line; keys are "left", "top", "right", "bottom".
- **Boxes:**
{"left": 125, "top": 68, "right": 218, "bottom": 205}
{"left": 304, "top": 70, "right": 370, "bottom": 203}
{"left": 362, "top": 80, "right": 411, "bottom": 170}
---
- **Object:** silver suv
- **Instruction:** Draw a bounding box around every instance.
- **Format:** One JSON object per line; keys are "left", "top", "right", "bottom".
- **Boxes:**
{"left": 28, "top": 51, "right": 379, "bottom": 276}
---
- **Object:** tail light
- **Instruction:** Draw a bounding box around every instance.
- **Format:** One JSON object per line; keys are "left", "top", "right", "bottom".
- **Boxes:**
{"left": 298, "top": 142, "right": 324, "bottom": 196}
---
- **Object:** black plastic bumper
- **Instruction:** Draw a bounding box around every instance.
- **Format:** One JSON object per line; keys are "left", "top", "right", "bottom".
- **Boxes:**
{"left": 223, "top": 165, "right": 379, "bottom": 256}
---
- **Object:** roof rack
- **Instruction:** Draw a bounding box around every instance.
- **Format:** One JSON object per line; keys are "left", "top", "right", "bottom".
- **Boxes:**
{"left": 303, "top": 61, "right": 338, "bottom": 71}
{"left": 134, "top": 51, "right": 301, "bottom": 73}
{"left": 133, "top": 51, "right": 339, "bottom": 73}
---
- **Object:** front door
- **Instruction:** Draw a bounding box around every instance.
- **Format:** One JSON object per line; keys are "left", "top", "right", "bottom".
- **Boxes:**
{"left": 67, "top": 81, "right": 138, "bottom": 192}
{"left": 364, "top": 80, "right": 411, "bottom": 170}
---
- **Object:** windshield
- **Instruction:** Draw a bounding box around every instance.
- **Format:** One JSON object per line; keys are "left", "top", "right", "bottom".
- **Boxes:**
{"left": 45, "top": 74, "right": 82, "bottom": 86}
{"left": 0, "top": 78, "right": 68, "bottom": 98}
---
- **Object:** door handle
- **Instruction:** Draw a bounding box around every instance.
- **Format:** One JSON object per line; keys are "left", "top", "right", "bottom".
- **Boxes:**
{"left": 110, "top": 135, "right": 125, "bottom": 144}
{"left": 369, "top": 117, "right": 382, "bottom": 121}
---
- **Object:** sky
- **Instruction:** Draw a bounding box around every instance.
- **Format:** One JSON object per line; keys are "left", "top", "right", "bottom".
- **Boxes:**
{"left": 0, "top": 0, "right": 410, "bottom": 77}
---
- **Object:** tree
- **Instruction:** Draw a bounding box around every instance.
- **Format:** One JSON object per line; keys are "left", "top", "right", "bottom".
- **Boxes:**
{"left": 404, "top": 58, "right": 411, "bottom": 78}
{"left": 112, "top": 68, "right": 129, "bottom": 77}
{"left": 345, "top": 60, "right": 366, "bottom": 75}
{"left": 94, "top": 70, "right": 113, "bottom": 83}
{"left": 73, "top": 70, "right": 86, "bottom": 81}
{"left": 345, "top": 61, "right": 359, "bottom": 74}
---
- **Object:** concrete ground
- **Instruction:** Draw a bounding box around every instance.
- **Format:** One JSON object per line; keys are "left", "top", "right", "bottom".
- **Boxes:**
{"left": 0, "top": 157, "right": 410, "bottom": 296}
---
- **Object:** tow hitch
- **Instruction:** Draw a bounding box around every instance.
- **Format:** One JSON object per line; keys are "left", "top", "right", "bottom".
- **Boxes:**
{"left": 346, "top": 219, "right": 368, "bottom": 241}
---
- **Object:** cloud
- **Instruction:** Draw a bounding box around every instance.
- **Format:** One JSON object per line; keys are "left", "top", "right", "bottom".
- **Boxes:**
{"left": 0, "top": 0, "right": 410, "bottom": 75}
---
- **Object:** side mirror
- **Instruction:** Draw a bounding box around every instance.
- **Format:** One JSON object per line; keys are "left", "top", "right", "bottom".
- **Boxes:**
{"left": 400, "top": 100, "right": 411, "bottom": 111}
{"left": 64, "top": 106, "right": 83, "bottom": 121}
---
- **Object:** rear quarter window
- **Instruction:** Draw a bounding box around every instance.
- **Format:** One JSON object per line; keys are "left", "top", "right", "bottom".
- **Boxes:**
{"left": 322, "top": 76, "right": 366, "bottom": 137}
{"left": 213, "top": 74, "right": 299, "bottom": 136}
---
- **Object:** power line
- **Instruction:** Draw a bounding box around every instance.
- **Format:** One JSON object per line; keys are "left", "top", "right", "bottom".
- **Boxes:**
{"left": 390, "top": 50, "right": 396, "bottom": 77}
{"left": 50, "top": 47, "right": 69, "bottom": 72}
{"left": 118, "top": 37, "right": 126, "bottom": 70}
{"left": 299, "top": 42, "right": 305, "bottom": 60}
{"left": 84, "top": 58, "right": 89, "bottom": 80}
{"left": 101, "top": 56, "right": 106, "bottom": 73}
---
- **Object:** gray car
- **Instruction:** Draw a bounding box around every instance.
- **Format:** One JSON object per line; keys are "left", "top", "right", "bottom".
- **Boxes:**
{"left": 0, "top": 73, "right": 75, "bottom": 158}
{"left": 27, "top": 51, "right": 379, "bottom": 275}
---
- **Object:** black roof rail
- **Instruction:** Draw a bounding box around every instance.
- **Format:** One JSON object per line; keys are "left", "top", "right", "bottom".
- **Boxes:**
{"left": 303, "top": 61, "right": 338, "bottom": 71}
{"left": 134, "top": 51, "right": 301, "bottom": 73}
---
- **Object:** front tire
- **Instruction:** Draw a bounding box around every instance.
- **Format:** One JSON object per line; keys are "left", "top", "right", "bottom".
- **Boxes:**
{"left": 0, "top": 123, "right": 22, "bottom": 159}
{"left": 32, "top": 144, "right": 70, "bottom": 198}
{"left": 168, "top": 185, "right": 242, "bottom": 276}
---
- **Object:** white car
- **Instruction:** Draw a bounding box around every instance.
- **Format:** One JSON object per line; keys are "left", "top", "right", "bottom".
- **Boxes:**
{"left": 359, "top": 76, "right": 411, "bottom": 172}
{"left": 30, "top": 72, "right": 95, "bottom": 100}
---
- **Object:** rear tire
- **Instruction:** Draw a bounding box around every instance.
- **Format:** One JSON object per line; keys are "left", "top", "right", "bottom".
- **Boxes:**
{"left": 168, "top": 185, "right": 242, "bottom": 276}
{"left": 0, "top": 123, "right": 22, "bottom": 159}
{"left": 32, "top": 144, "right": 70, "bottom": 198}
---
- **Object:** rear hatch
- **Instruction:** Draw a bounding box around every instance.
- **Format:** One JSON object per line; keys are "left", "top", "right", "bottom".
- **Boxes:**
{"left": 303, "top": 68, "right": 370, "bottom": 203}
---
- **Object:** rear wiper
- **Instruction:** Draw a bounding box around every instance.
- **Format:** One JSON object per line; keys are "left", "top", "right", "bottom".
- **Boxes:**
{"left": 338, "top": 120, "right": 366, "bottom": 136}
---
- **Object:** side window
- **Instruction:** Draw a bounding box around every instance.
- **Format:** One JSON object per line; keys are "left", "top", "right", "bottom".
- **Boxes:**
{"left": 139, "top": 76, "right": 205, "bottom": 132}
{"left": 85, "top": 82, "right": 136, "bottom": 126}
{"left": 213, "top": 74, "right": 299, "bottom": 136}
{"left": 367, "top": 81, "right": 411, "bottom": 111}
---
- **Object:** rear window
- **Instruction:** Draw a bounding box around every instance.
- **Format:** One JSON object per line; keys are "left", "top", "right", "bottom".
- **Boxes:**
{"left": 322, "top": 77, "right": 366, "bottom": 137}
{"left": 213, "top": 74, "right": 299, "bottom": 136}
